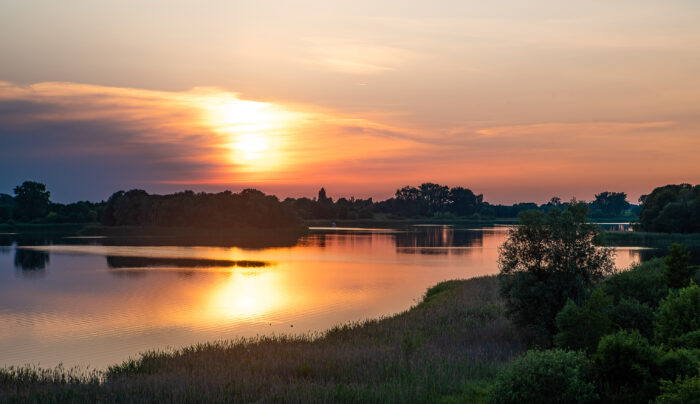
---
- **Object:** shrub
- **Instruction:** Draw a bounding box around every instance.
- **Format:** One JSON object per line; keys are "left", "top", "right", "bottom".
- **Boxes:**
{"left": 602, "top": 258, "right": 669, "bottom": 307}
{"left": 498, "top": 203, "right": 614, "bottom": 341}
{"left": 655, "top": 283, "right": 700, "bottom": 346}
{"left": 593, "top": 330, "right": 661, "bottom": 403}
{"left": 665, "top": 244, "right": 694, "bottom": 289}
{"left": 667, "top": 330, "right": 700, "bottom": 349}
{"left": 657, "top": 349, "right": 700, "bottom": 382}
{"left": 656, "top": 374, "right": 700, "bottom": 404}
{"left": 554, "top": 289, "right": 613, "bottom": 353}
{"left": 486, "top": 349, "right": 598, "bottom": 404}
{"left": 609, "top": 297, "right": 655, "bottom": 340}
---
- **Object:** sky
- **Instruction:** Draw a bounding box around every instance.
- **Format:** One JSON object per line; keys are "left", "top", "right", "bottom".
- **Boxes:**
{"left": 1, "top": 0, "right": 699, "bottom": 204}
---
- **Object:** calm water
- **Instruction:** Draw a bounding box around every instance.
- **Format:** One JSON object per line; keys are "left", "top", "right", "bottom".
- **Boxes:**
{"left": 0, "top": 225, "right": 653, "bottom": 369}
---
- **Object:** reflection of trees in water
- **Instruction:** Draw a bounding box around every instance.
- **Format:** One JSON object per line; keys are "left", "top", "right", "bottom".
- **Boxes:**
{"left": 14, "top": 248, "right": 50, "bottom": 271}
{"left": 300, "top": 233, "right": 327, "bottom": 248}
{"left": 105, "top": 256, "right": 269, "bottom": 279}
{"left": 395, "top": 227, "right": 483, "bottom": 255}
{"left": 105, "top": 256, "right": 268, "bottom": 269}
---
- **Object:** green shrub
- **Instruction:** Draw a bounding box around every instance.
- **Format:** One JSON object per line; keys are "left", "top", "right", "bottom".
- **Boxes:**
{"left": 487, "top": 349, "right": 598, "bottom": 404}
{"left": 602, "top": 258, "right": 669, "bottom": 307}
{"left": 658, "top": 349, "right": 700, "bottom": 382}
{"left": 665, "top": 244, "right": 694, "bottom": 289}
{"left": 656, "top": 374, "right": 700, "bottom": 404}
{"left": 554, "top": 289, "right": 613, "bottom": 353}
{"left": 667, "top": 330, "right": 700, "bottom": 349}
{"left": 498, "top": 204, "right": 614, "bottom": 342}
{"left": 593, "top": 330, "right": 661, "bottom": 403}
{"left": 609, "top": 297, "right": 655, "bottom": 340}
{"left": 655, "top": 283, "right": 700, "bottom": 346}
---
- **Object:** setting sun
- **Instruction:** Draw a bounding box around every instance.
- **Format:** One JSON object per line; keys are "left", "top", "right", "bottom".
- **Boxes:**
{"left": 234, "top": 133, "right": 268, "bottom": 161}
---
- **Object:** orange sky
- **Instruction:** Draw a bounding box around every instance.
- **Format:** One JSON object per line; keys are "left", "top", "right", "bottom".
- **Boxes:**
{"left": 1, "top": 1, "right": 699, "bottom": 203}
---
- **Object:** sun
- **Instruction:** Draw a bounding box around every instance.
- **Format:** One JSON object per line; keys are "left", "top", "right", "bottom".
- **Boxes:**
{"left": 235, "top": 133, "right": 268, "bottom": 160}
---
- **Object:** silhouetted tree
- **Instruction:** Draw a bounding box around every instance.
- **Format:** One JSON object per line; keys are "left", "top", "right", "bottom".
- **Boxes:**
{"left": 448, "top": 187, "right": 481, "bottom": 216}
{"left": 639, "top": 184, "right": 700, "bottom": 233}
{"left": 101, "top": 188, "right": 301, "bottom": 228}
{"left": 13, "top": 181, "right": 50, "bottom": 222}
{"left": 665, "top": 244, "right": 694, "bottom": 289}
{"left": 0, "top": 193, "right": 15, "bottom": 222}
{"left": 498, "top": 201, "right": 615, "bottom": 341}
{"left": 589, "top": 191, "right": 630, "bottom": 218}
{"left": 318, "top": 187, "right": 330, "bottom": 203}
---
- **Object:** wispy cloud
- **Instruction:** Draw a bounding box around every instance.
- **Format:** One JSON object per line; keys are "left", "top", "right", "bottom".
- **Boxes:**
{"left": 299, "top": 38, "right": 411, "bottom": 75}
{"left": 1, "top": 81, "right": 698, "bottom": 203}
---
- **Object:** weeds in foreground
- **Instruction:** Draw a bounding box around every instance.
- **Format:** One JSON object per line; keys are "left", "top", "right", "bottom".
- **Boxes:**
{"left": 1, "top": 276, "right": 525, "bottom": 403}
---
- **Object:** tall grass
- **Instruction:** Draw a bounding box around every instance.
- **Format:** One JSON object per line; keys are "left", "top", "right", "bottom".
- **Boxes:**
{"left": 1, "top": 276, "right": 526, "bottom": 403}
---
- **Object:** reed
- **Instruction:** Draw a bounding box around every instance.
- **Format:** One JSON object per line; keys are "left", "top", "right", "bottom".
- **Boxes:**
{"left": 1, "top": 276, "right": 526, "bottom": 403}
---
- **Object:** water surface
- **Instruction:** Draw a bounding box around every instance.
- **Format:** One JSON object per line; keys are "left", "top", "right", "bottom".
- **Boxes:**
{"left": 0, "top": 225, "right": 651, "bottom": 369}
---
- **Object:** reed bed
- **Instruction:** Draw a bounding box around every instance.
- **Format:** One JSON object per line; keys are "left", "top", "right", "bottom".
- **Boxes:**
{"left": 1, "top": 276, "right": 526, "bottom": 403}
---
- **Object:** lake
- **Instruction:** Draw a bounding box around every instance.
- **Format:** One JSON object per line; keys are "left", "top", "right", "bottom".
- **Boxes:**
{"left": 0, "top": 224, "right": 657, "bottom": 369}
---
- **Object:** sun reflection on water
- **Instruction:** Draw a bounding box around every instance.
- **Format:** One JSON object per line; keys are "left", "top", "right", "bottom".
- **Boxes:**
{"left": 209, "top": 270, "right": 286, "bottom": 320}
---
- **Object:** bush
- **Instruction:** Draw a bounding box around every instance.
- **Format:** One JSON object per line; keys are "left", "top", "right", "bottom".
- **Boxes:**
{"left": 554, "top": 289, "right": 613, "bottom": 353}
{"left": 593, "top": 330, "right": 661, "bottom": 403}
{"left": 657, "top": 349, "right": 700, "bottom": 382}
{"left": 609, "top": 297, "right": 656, "bottom": 340}
{"left": 486, "top": 349, "right": 598, "bottom": 404}
{"left": 656, "top": 374, "right": 700, "bottom": 404}
{"left": 665, "top": 244, "right": 694, "bottom": 289}
{"left": 655, "top": 283, "right": 700, "bottom": 346}
{"left": 667, "top": 330, "right": 700, "bottom": 349}
{"left": 498, "top": 203, "right": 614, "bottom": 341}
{"left": 602, "top": 258, "right": 669, "bottom": 307}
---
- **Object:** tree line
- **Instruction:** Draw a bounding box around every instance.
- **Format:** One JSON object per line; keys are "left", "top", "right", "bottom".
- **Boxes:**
{"left": 1, "top": 180, "right": 698, "bottom": 233}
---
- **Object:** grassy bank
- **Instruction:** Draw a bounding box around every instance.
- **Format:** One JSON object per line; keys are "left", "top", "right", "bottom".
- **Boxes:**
{"left": 597, "top": 231, "right": 700, "bottom": 247}
{"left": 1, "top": 276, "right": 527, "bottom": 403}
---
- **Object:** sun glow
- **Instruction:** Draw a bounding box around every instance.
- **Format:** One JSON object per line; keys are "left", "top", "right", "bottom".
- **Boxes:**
{"left": 202, "top": 96, "right": 300, "bottom": 172}
{"left": 235, "top": 133, "right": 268, "bottom": 160}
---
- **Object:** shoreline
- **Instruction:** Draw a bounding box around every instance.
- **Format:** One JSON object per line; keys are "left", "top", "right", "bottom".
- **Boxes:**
{"left": 1, "top": 275, "right": 525, "bottom": 402}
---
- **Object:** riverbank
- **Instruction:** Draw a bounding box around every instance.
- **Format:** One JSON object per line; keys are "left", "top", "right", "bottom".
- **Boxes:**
{"left": 1, "top": 276, "right": 527, "bottom": 403}
{"left": 597, "top": 231, "right": 700, "bottom": 247}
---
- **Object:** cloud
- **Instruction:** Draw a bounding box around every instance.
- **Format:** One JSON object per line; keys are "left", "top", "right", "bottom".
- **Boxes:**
{"left": 0, "top": 81, "right": 698, "bottom": 204}
{"left": 300, "top": 38, "right": 411, "bottom": 75}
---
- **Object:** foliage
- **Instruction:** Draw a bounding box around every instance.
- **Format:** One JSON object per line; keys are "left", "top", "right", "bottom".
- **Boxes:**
{"left": 0, "top": 193, "right": 15, "bottom": 222}
{"left": 665, "top": 243, "right": 694, "bottom": 288}
{"left": 593, "top": 330, "right": 662, "bottom": 403}
{"left": 554, "top": 289, "right": 613, "bottom": 353}
{"left": 657, "top": 349, "right": 700, "bottom": 382}
{"left": 639, "top": 184, "right": 700, "bottom": 233}
{"left": 589, "top": 191, "right": 631, "bottom": 218}
{"left": 498, "top": 202, "right": 615, "bottom": 340}
{"left": 602, "top": 258, "right": 669, "bottom": 307}
{"left": 486, "top": 349, "right": 598, "bottom": 404}
{"left": 283, "top": 191, "right": 374, "bottom": 220}
{"left": 609, "top": 297, "right": 655, "bottom": 340}
{"left": 102, "top": 188, "right": 301, "bottom": 228}
{"left": 13, "top": 181, "right": 51, "bottom": 222}
{"left": 655, "top": 283, "right": 700, "bottom": 346}
{"left": 656, "top": 374, "right": 700, "bottom": 404}
{"left": 375, "top": 183, "right": 484, "bottom": 217}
